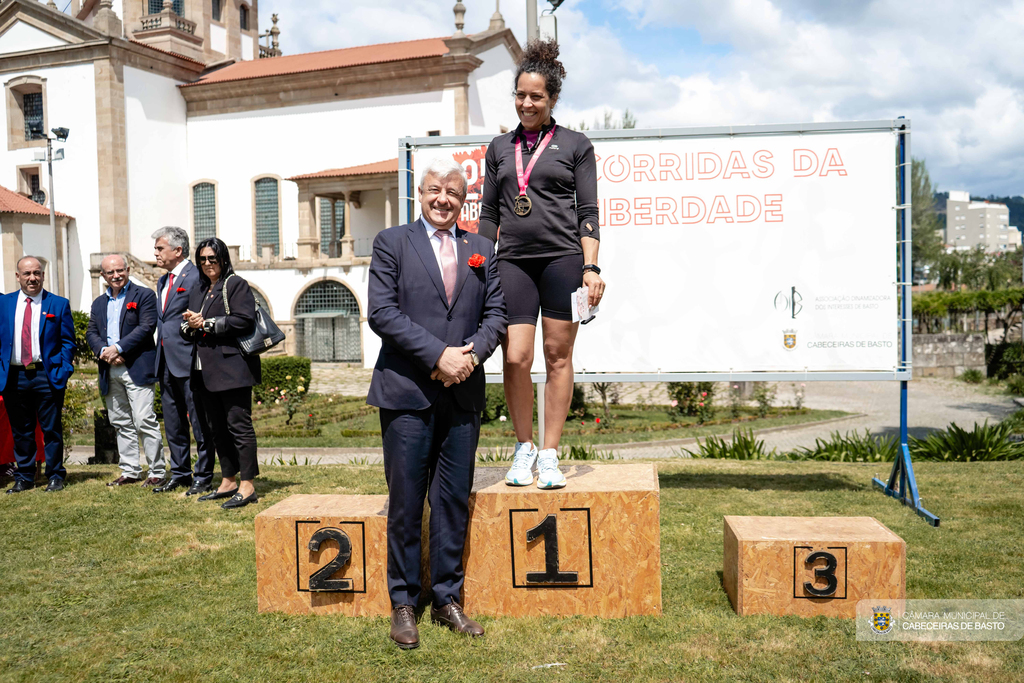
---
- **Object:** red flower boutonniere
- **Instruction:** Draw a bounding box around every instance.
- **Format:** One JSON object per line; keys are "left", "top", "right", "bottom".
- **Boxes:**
{"left": 176, "top": 287, "right": 187, "bottom": 293}
{"left": 468, "top": 254, "right": 486, "bottom": 268}
{"left": 126, "top": 302, "right": 138, "bottom": 311}
{"left": 45, "top": 313, "right": 55, "bottom": 319}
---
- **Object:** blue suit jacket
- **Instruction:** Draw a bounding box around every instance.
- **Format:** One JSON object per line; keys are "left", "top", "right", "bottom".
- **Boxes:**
{"left": 85, "top": 281, "right": 158, "bottom": 396}
{"left": 0, "top": 289, "right": 76, "bottom": 392}
{"left": 366, "top": 221, "right": 507, "bottom": 413}
{"left": 154, "top": 261, "right": 201, "bottom": 378}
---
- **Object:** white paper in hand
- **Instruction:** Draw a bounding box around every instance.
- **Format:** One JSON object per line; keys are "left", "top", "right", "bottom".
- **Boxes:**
{"left": 571, "top": 286, "right": 599, "bottom": 324}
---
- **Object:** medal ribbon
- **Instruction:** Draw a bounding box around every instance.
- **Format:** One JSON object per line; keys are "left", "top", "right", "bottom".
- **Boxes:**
{"left": 515, "top": 126, "right": 557, "bottom": 197}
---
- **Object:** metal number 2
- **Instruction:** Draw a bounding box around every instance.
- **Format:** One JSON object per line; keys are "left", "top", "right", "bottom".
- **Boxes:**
{"left": 307, "top": 527, "right": 353, "bottom": 591}
{"left": 525, "top": 514, "right": 578, "bottom": 584}
{"left": 803, "top": 550, "right": 838, "bottom": 597}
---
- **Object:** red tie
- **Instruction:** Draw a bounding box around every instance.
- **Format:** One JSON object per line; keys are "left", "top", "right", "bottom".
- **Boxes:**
{"left": 438, "top": 230, "right": 456, "bottom": 304}
{"left": 21, "top": 298, "right": 32, "bottom": 367}
{"left": 163, "top": 273, "right": 175, "bottom": 312}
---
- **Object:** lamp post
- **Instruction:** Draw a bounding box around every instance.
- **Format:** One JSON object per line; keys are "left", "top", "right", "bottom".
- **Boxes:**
{"left": 31, "top": 126, "right": 70, "bottom": 296}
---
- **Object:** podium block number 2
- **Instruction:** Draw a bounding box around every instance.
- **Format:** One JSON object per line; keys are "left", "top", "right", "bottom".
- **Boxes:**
{"left": 307, "top": 528, "right": 353, "bottom": 592}
{"left": 526, "top": 514, "right": 579, "bottom": 584}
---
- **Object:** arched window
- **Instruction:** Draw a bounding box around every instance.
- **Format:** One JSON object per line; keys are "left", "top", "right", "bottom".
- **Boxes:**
{"left": 295, "top": 281, "right": 361, "bottom": 362}
{"left": 212, "top": 0, "right": 222, "bottom": 21}
{"left": 254, "top": 177, "right": 280, "bottom": 256}
{"left": 192, "top": 182, "right": 217, "bottom": 241}
{"left": 239, "top": 3, "right": 250, "bottom": 30}
{"left": 319, "top": 197, "right": 345, "bottom": 256}
{"left": 148, "top": 0, "right": 183, "bottom": 15}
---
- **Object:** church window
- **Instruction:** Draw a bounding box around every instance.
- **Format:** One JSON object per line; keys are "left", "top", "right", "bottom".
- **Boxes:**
{"left": 212, "top": 0, "right": 222, "bottom": 21}
{"left": 5, "top": 76, "right": 47, "bottom": 151}
{"left": 22, "top": 93, "right": 43, "bottom": 140}
{"left": 148, "top": 0, "right": 184, "bottom": 14}
{"left": 254, "top": 177, "right": 280, "bottom": 256}
{"left": 319, "top": 198, "right": 345, "bottom": 256}
{"left": 239, "top": 4, "right": 250, "bottom": 30}
{"left": 193, "top": 182, "right": 217, "bottom": 241}
{"left": 29, "top": 174, "right": 45, "bottom": 205}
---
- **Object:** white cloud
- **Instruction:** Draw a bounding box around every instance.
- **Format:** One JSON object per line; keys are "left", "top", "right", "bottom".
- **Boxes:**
{"left": 259, "top": 0, "right": 1024, "bottom": 195}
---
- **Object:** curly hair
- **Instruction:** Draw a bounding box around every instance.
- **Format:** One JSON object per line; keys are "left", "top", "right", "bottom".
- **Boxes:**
{"left": 514, "top": 39, "right": 567, "bottom": 103}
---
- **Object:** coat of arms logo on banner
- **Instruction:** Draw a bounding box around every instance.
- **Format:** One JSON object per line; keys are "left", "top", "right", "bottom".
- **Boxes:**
{"left": 871, "top": 605, "right": 893, "bottom": 634}
{"left": 783, "top": 330, "right": 797, "bottom": 350}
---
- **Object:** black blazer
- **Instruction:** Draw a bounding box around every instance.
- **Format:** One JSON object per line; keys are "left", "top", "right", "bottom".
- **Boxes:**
{"left": 180, "top": 274, "right": 261, "bottom": 392}
{"left": 85, "top": 281, "right": 158, "bottom": 396}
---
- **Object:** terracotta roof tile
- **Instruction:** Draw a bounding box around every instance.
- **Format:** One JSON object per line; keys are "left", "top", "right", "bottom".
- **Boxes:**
{"left": 183, "top": 37, "right": 450, "bottom": 88}
{"left": 288, "top": 159, "right": 399, "bottom": 181}
{"left": 0, "top": 184, "right": 71, "bottom": 219}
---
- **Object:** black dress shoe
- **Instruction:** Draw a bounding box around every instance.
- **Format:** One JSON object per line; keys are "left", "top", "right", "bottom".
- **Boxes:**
{"left": 390, "top": 605, "right": 419, "bottom": 649}
{"left": 5, "top": 480, "right": 33, "bottom": 494}
{"left": 198, "top": 487, "right": 238, "bottom": 501}
{"left": 221, "top": 491, "right": 258, "bottom": 509}
{"left": 185, "top": 482, "right": 213, "bottom": 497}
{"left": 152, "top": 479, "right": 190, "bottom": 494}
{"left": 431, "top": 601, "right": 484, "bottom": 637}
{"left": 44, "top": 478, "right": 64, "bottom": 492}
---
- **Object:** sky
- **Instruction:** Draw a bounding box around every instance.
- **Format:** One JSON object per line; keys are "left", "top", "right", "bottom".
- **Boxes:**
{"left": 258, "top": 0, "right": 1024, "bottom": 197}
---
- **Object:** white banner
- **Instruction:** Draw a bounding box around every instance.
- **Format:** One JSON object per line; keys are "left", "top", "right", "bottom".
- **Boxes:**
{"left": 411, "top": 126, "right": 899, "bottom": 374}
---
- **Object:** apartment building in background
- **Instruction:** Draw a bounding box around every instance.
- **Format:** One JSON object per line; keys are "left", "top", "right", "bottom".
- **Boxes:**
{"left": 945, "top": 190, "right": 1021, "bottom": 252}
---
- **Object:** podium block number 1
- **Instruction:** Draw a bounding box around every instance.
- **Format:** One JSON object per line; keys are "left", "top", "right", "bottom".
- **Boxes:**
{"left": 525, "top": 514, "right": 579, "bottom": 584}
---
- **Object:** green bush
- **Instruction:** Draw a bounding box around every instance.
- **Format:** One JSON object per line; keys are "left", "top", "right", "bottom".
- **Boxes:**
{"left": 71, "top": 310, "right": 92, "bottom": 365}
{"left": 911, "top": 421, "right": 1024, "bottom": 462}
{"left": 788, "top": 429, "right": 898, "bottom": 463}
{"left": 63, "top": 381, "right": 96, "bottom": 457}
{"left": 685, "top": 429, "right": 776, "bottom": 460}
{"left": 959, "top": 369, "right": 984, "bottom": 384}
{"left": 1001, "top": 408, "right": 1024, "bottom": 434}
{"left": 986, "top": 343, "right": 1024, "bottom": 380}
{"left": 667, "top": 382, "right": 716, "bottom": 418}
{"left": 752, "top": 382, "right": 777, "bottom": 418}
{"left": 484, "top": 384, "right": 507, "bottom": 422}
{"left": 1006, "top": 374, "right": 1024, "bottom": 397}
{"left": 570, "top": 383, "right": 589, "bottom": 418}
{"left": 255, "top": 356, "right": 312, "bottom": 403}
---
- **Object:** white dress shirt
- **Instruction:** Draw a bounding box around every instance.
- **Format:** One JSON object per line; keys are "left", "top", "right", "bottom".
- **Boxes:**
{"left": 421, "top": 216, "right": 458, "bottom": 274}
{"left": 159, "top": 259, "right": 190, "bottom": 312}
{"left": 11, "top": 290, "right": 42, "bottom": 364}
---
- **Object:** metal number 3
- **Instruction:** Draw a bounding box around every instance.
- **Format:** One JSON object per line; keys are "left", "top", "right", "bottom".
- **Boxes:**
{"left": 307, "top": 527, "right": 353, "bottom": 592}
{"left": 803, "top": 550, "right": 838, "bottom": 597}
{"left": 525, "top": 514, "right": 578, "bottom": 584}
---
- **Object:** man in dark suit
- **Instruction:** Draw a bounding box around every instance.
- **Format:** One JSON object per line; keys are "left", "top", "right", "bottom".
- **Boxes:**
{"left": 1, "top": 256, "right": 77, "bottom": 493}
{"left": 150, "top": 227, "right": 213, "bottom": 496}
{"left": 367, "top": 158, "right": 507, "bottom": 649}
{"left": 86, "top": 254, "right": 162, "bottom": 487}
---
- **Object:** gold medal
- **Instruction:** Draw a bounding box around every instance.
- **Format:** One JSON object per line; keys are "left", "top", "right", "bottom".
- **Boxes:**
{"left": 513, "top": 193, "right": 532, "bottom": 217}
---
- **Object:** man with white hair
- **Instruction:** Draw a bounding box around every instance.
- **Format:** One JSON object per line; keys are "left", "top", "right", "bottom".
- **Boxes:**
{"left": 366, "top": 158, "right": 507, "bottom": 649}
{"left": 86, "top": 254, "right": 162, "bottom": 486}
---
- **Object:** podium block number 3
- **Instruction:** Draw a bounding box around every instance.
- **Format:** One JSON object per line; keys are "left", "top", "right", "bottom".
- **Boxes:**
{"left": 525, "top": 514, "right": 579, "bottom": 584}
{"left": 307, "top": 528, "right": 353, "bottom": 591}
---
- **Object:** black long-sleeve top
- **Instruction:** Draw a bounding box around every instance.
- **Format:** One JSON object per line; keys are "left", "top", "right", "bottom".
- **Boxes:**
{"left": 478, "top": 118, "right": 600, "bottom": 260}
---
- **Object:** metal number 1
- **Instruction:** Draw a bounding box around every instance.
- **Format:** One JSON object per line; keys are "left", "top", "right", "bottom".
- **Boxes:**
{"left": 525, "top": 514, "right": 579, "bottom": 584}
{"left": 803, "top": 550, "right": 838, "bottom": 597}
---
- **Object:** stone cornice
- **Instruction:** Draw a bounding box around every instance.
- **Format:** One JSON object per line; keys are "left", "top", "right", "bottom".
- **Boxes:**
{"left": 0, "top": 37, "right": 205, "bottom": 81}
{"left": 0, "top": 0, "right": 106, "bottom": 43}
{"left": 468, "top": 28, "right": 522, "bottom": 61}
{"left": 180, "top": 54, "right": 483, "bottom": 117}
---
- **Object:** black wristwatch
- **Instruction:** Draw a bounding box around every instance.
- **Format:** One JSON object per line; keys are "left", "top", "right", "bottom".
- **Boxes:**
{"left": 583, "top": 264, "right": 601, "bottom": 275}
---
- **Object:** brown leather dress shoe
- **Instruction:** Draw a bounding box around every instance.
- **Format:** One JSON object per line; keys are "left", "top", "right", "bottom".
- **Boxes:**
{"left": 431, "top": 601, "right": 484, "bottom": 637}
{"left": 142, "top": 477, "right": 164, "bottom": 488}
{"left": 107, "top": 475, "right": 141, "bottom": 487}
{"left": 390, "top": 605, "right": 419, "bottom": 649}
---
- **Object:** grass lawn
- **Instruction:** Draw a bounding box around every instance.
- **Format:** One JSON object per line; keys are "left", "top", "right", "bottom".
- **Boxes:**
{"left": 2, "top": 460, "right": 1022, "bottom": 682}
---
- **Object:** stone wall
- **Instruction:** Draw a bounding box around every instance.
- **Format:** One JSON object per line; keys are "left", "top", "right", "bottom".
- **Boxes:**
{"left": 913, "top": 333, "right": 986, "bottom": 378}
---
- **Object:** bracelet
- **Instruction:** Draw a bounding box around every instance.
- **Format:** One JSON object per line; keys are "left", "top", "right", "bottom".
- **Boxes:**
{"left": 583, "top": 264, "right": 601, "bottom": 275}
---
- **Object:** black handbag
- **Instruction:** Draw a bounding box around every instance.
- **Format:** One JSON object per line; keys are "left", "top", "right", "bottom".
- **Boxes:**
{"left": 222, "top": 273, "right": 286, "bottom": 355}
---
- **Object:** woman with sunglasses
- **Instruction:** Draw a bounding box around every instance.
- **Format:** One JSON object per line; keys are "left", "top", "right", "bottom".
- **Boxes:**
{"left": 180, "top": 238, "right": 262, "bottom": 509}
{"left": 478, "top": 39, "right": 605, "bottom": 489}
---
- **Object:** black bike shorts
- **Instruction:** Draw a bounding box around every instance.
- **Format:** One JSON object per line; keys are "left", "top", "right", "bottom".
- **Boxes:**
{"left": 496, "top": 253, "right": 584, "bottom": 325}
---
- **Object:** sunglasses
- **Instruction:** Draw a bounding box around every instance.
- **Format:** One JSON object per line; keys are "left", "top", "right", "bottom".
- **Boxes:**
{"left": 198, "top": 256, "right": 219, "bottom": 264}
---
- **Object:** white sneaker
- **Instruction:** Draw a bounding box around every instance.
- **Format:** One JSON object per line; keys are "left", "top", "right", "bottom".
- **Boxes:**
{"left": 536, "top": 448, "right": 566, "bottom": 489}
{"left": 504, "top": 442, "right": 538, "bottom": 486}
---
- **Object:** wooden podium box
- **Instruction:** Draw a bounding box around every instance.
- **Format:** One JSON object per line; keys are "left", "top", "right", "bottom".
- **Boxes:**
{"left": 255, "top": 494, "right": 391, "bottom": 616}
{"left": 461, "top": 463, "right": 661, "bottom": 618}
{"left": 723, "top": 516, "right": 905, "bottom": 618}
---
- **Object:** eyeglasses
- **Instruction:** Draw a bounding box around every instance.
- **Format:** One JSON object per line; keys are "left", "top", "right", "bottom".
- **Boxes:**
{"left": 198, "top": 256, "right": 219, "bottom": 264}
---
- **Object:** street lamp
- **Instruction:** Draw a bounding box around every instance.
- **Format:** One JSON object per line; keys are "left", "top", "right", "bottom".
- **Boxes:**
{"left": 30, "top": 126, "right": 70, "bottom": 297}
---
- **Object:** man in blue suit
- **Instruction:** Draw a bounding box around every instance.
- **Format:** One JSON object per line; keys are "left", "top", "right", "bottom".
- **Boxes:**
{"left": 1, "top": 256, "right": 77, "bottom": 493}
{"left": 86, "top": 254, "right": 162, "bottom": 487}
{"left": 150, "top": 227, "right": 213, "bottom": 496}
{"left": 367, "top": 158, "right": 507, "bottom": 649}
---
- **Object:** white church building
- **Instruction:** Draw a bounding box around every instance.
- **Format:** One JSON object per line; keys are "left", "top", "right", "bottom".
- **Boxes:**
{"left": 0, "top": 0, "right": 520, "bottom": 362}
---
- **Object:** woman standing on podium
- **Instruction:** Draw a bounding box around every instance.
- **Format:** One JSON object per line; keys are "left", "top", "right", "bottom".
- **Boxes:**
{"left": 478, "top": 39, "right": 606, "bottom": 490}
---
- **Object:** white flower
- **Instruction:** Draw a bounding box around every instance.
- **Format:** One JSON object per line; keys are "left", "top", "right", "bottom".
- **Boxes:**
{"left": 499, "top": 415, "right": 507, "bottom": 422}
{"left": 274, "top": 399, "right": 280, "bottom": 404}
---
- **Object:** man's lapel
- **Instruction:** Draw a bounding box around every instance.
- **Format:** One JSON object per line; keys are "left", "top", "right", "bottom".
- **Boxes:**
{"left": 38, "top": 290, "right": 51, "bottom": 344}
{"left": 118, "top": 283, "right": 132, "bottom": 336}
{"left": 448, "top": 225, "right": 472, "bottom": 308}
{"left": 408, "top": 221, "right": 450, "bottom": 308}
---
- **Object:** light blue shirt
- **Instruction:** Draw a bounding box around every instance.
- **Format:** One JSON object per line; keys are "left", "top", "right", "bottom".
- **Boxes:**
{"left": 105, "top": 280, "right": 131, "bottom": 353}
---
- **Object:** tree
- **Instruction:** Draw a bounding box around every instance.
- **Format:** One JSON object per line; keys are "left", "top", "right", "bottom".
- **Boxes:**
{"left": 911, "top": 158, "right": 945, "bottom": 283}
